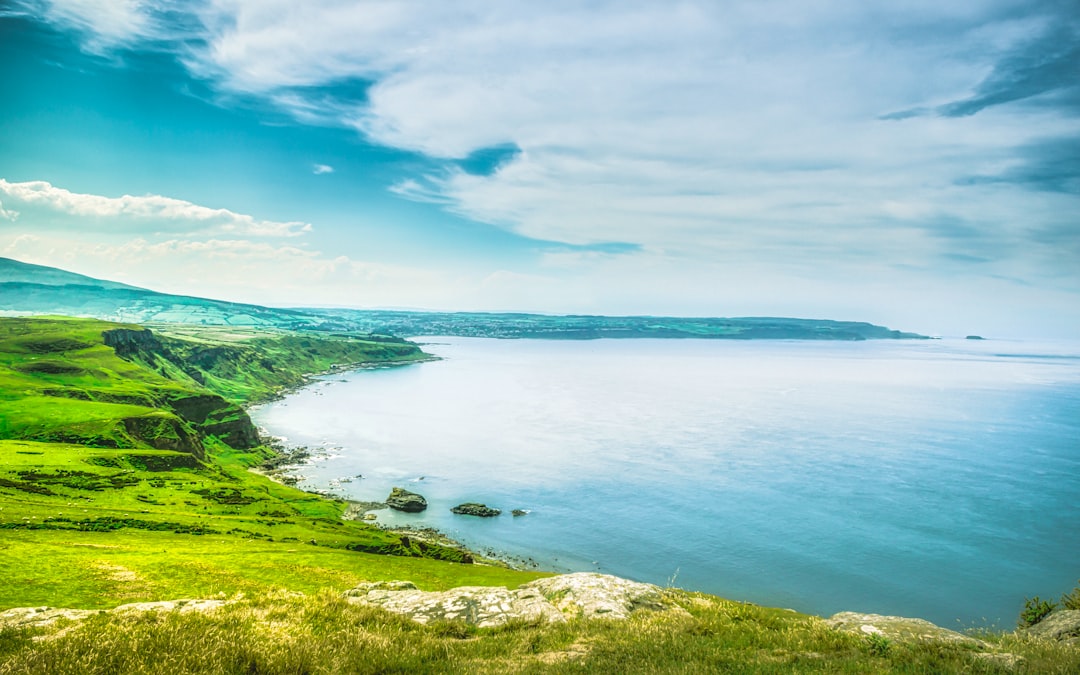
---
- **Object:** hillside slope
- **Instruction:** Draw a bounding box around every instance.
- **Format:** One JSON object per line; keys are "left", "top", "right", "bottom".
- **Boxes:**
{"left": 0, "top": 317, "right": 528, "bottom": 607}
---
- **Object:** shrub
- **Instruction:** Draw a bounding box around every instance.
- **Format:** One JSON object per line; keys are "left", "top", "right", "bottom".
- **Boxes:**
{"left": 864, "top": 632, "right": 891, "bottom": 657}
{"left": 1018, "top": 596, "right": 1057, "bottom": 628}
{"left": 1061, "top": 580, "right": 1080, "bottom": 611}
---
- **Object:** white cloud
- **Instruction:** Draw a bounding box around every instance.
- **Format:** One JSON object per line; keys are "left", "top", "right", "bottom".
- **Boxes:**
{"left": 34, "top": 1, "right": 1070, "bottom": 279}
{"left": 312, "top": 163, "right": 334, "bottom": 175}
{"left": 0, "top": 199, "right": 18, "bottom": 221}
{"left": 0, "top": 179, "right": 311, "bottom": 237}
{"left": 15, "top": 1, "right": 1080, "bottom": 334}
{"left": 31, "top": 0, "right": 157, "bottom": 51}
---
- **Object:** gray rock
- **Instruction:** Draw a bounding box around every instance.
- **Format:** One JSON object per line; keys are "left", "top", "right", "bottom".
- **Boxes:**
{"left": 973, "top": 653, "right": 1025, "bottom": 670}
{"left": 0, "top": 599, "right": 227, "bottom": 630}
{"left": 451, "top": 503, "right": 501, "bottom": 517}
{"left": 1024, "top": 609, "right": 1080, "bottom": 643}
{"left": 343, "top": 572, "right": 685, "bottom": 627}
{"left": 385, "top": 487, "right": 427, "bottom": 512}
{"left": 826, "top": 612, "right": 987, "bottom": 649}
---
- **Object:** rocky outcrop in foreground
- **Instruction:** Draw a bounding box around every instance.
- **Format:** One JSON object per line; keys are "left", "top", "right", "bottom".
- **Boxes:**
{"left": 385, "top": 487, "right": 427, "bottom": 512}
{"left": 826, "top": 611, "right": 987, "bottom": 648}
{"left": 1024, "top": 610, "right": 1080, "bottom": 646}
{"left": 0, "top": 599, "right": 227, "bottom": 629}
{"left": 344, "top": 572, "right": 683, "bottom": 628}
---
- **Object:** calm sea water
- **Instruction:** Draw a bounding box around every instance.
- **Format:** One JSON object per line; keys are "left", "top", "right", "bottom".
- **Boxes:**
{"left": 250, "top": 337, "right": 1080, "bottom": 627}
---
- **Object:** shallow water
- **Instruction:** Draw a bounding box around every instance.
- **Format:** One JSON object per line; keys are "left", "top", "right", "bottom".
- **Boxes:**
{"left": 250, "top": 337, "right": 1080, "bottom": 627}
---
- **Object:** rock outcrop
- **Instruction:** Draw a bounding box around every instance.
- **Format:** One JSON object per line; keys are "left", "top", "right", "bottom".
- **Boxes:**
{"left": 385, "top": 487, "right": 427, "bottom": 512}
{"left": 826, "top": 612, "right": 987, "bottom": 648}
{"left": 1024, "top": 610, "right": 1080, "bottom": 645}
{"left": 0, "top": 599, "right": 227, "bottom": 629}
{"left": 450, "top": 503, "right": 501, "bottom": 517}
{"left": 344, "top": 572, "right": 683, "bottom": 627}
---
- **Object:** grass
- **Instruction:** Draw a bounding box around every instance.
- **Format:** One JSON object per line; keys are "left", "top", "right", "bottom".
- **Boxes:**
{"left": 4, "top": 589, "right": 1079, "bottom": 673}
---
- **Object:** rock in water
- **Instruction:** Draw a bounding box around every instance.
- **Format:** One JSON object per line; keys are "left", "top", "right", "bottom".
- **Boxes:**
{"left": 451, "top": 503, "right": 501, "bottom": 517}
{"left": 385, "top": 487, "right": 427, "bottom": 512}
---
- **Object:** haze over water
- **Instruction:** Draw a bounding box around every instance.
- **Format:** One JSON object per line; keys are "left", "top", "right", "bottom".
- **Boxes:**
{"left": 252, "top": 337, "right": 1080, "bottom": 627}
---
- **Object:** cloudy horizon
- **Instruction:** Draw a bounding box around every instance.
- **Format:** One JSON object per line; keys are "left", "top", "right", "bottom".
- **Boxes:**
{"left": 1, "top": 1, "right": 1078, "bottom": 337}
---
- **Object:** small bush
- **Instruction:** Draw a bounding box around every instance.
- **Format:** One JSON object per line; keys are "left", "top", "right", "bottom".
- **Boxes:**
{"left": 1019, "top": 596, "right": 1057, "bottom": 628}
{"left": 1060, "top": 580, "right": 1080, "bottom": 611}
{"left": 865, "top": 632, "right": 891, "bottom": 657}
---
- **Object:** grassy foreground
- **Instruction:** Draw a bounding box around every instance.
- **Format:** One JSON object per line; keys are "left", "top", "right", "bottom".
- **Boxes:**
{"left": 1, "top": 317, "right": 1077, "bottom": 673}
{"left": 3, "top": 589, "right": 1078, "bottom": 674}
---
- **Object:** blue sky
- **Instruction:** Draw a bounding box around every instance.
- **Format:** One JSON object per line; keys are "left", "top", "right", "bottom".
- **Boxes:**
{"left": 1, "top": 1, "right": 1078, "bottom": 337}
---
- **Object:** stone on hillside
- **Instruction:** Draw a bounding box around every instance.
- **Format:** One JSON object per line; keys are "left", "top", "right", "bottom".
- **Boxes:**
{"left": 973, "top": 653, "right": 1025, "bottom": 670}
{"left": 343, "top": 572, "right": 684, "bottom": 627}
{"left": 1024, "top": 609, "right": 1080, "bottom": 645}
{"left": 112, "top": 599, "right": 227, "bottom": 614}
{"left": 0, "top": 606, "right": 99, "bottom": 628}
{"left": 826, "top": 612, "right": 987, "bottom": 649}
{"left": 451, "top": 503, "right": 501, "bottom": 517}
{"left": 527, "top": 573, "right": 672, "bottom": 620}
{"left": 385, "top": 487, "right": 427, "bottom": 512}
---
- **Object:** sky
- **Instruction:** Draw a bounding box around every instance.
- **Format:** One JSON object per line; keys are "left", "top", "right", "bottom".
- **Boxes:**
{"left": 0, "top": 1, "right": 1078, "bottom": 338}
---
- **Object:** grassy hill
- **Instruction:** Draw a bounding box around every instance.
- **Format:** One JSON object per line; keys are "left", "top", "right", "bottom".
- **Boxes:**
{"left": 0, "top": 318, "right": 525, "bottom": 602}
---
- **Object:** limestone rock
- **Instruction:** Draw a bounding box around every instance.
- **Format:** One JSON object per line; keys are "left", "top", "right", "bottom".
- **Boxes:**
{"left": 527, "top": 573, "right": 672, "bottom": 620}
{"left": 973, "top": 653, "right": 1025, "bottom": 670}
{"left": 0, "top": 598, "right": 226, "bottom": 630}
{"left": 450, "top": 503, "right": 501, "bottom": 517}
{"left": 385, "top": 487, "right": 427, "bottom": 512}
{"left": 343, "top": 572, "right": 684, "bottom": 627}
{"left": 112, "top": 599, "right": 226, "bottom": 614}
{"left": 826, "top": 612, "right": 987, "bottom": 649}
{"left": 0, "top": 606, "right": 100, "bottom": 628}
{"left": 1024, "top": 609, "right": 1080, "bottom": 644}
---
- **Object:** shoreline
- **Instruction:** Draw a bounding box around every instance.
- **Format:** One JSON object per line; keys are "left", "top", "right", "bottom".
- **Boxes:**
{"left": 251, "top": 433, "right": 537, "bottom": 571}
{"left": 245, "top": 353, "right": 441, "bottom": 408}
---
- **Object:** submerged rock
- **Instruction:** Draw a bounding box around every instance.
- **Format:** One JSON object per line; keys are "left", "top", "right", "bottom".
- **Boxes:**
{"left": 451, "top": 503, "right": 501, "bottom": 517}
{"left": 385, "top": 487, "right": 427, "bottom": 512}
{"left": 826, "top": 612, "right": 987, "bottom": 648}
{"left": 343, "top": 572, "right": 684, "bottom": 627}
{"left": 512, "top": 509, "right": 529, "bottom": 517}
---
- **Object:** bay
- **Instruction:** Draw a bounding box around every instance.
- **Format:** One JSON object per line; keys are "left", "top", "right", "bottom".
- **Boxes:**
{"left": 250, "top": 337, "right": 1080, "bottom": 627}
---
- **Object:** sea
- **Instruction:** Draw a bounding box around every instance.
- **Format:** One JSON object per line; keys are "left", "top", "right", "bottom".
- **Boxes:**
{"left": 249, "top": 336, "right": 1080, "bottom": 628}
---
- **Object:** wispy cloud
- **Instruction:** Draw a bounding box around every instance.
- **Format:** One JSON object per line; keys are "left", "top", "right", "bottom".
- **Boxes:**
{"left": 11, "top": 0, "right": 1080, "bottom": 333}
{"left": 312, "top": 163, "right": 334, "bottom": 175}
{"left": 0, "top": 179, "right": 312, "bottom": 237}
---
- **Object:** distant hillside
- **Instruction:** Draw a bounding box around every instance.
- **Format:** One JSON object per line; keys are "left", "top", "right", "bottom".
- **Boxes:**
{"left": 306, "top": 308, "right": 930, "bottom": 341}
{"left": 0, "top": 256, "right": 929, "bottom": 340}
{"left": 0, "top": 256, "right": 145, "bottom": 291}
{"left": 0, "top": 257, "right": 321, "bottom": 328}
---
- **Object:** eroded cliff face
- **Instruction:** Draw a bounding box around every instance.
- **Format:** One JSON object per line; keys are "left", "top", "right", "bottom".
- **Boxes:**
{"left": 102, "top": 327, "right": 161, "bottom": 356}
{"left": 165, "top": 394, "right": 260, "bottom": 449}
{"left": 102, "top": 328, "right": 261, "bottom": 450}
